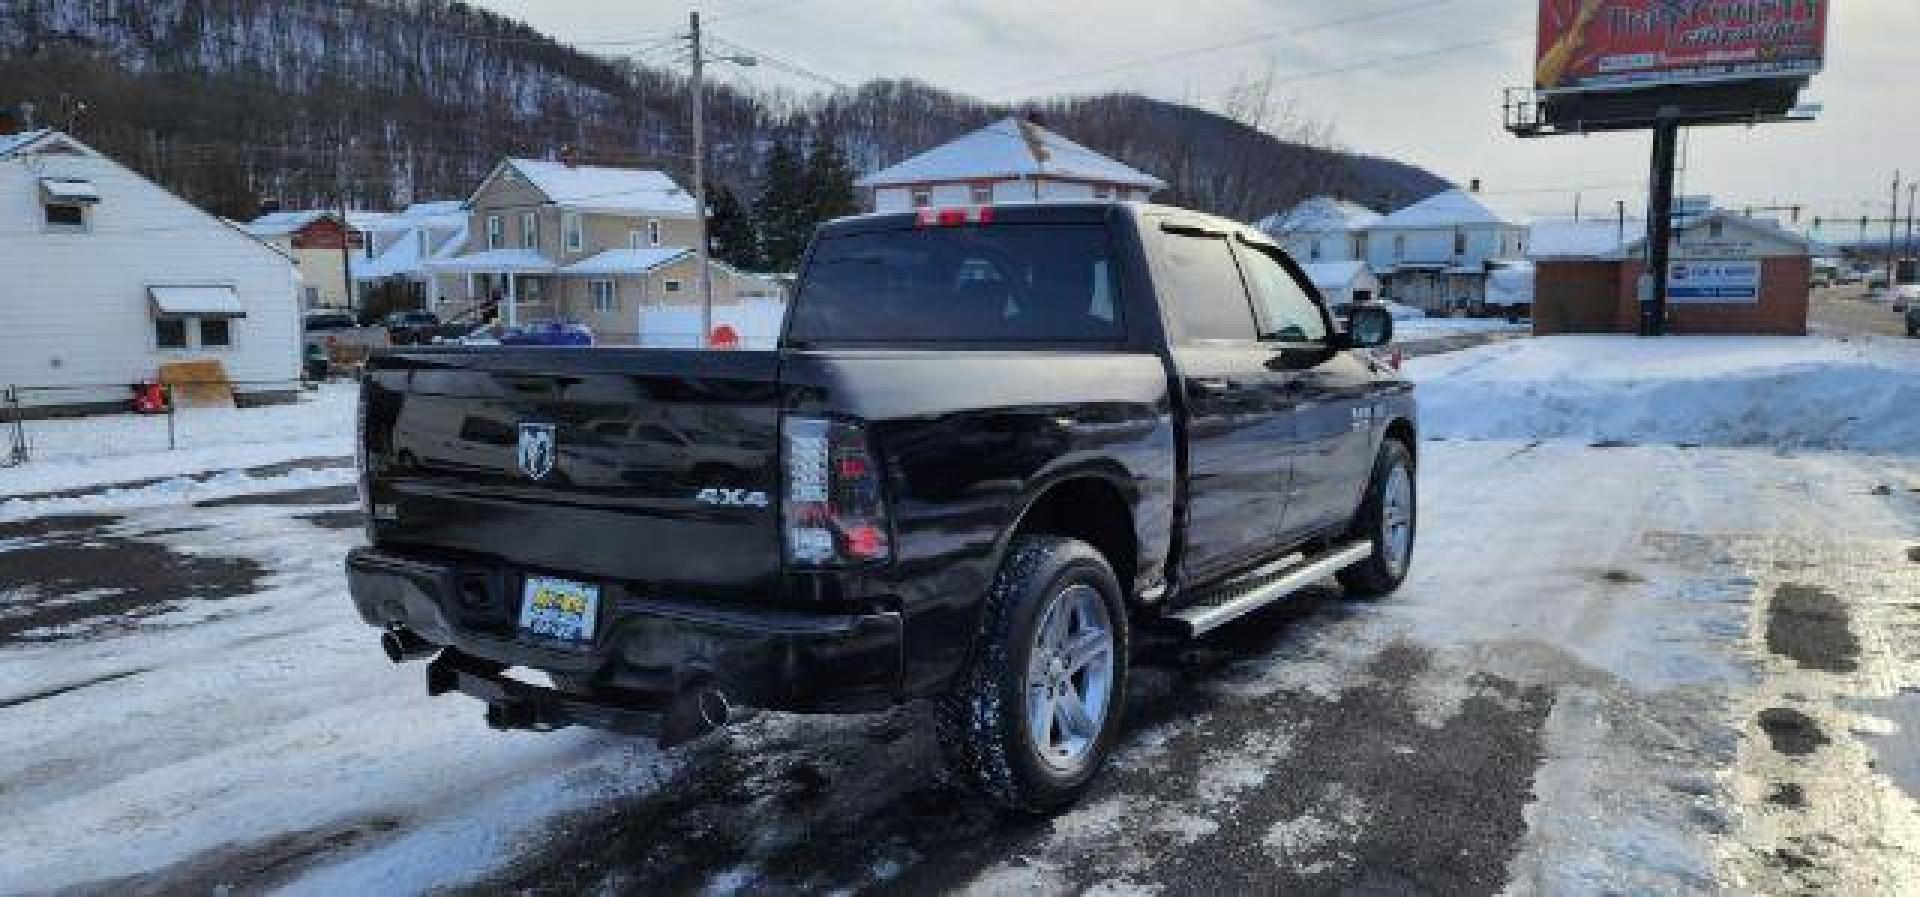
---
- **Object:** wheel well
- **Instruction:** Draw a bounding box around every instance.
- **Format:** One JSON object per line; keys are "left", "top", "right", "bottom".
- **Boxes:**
{"left": 1385, "top": 418, "right": 1417, "bottom": 466}
{"left": 1012, "top": 477, "right": 1137, "bottom": 595}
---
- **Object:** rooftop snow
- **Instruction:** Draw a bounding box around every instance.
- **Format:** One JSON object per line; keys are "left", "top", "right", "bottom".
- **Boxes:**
{"left": 1259, "top": 197, "right": 1382, "bottom": 235}
{"left": 857, "top": 117, "right": 1166, "bottom": 191}
{"left": 1529, "top": 219, "right": 1634, "bottom": 259}
{"left": 0, "top": 129, "right": 53, "bottom": 157}
{"left": 562, "top": 247, "right": 694, "bottom": 276}
{"left": 428, "top": 248, "right": 556, "bottom": 274}
{"left": 502, "top": 159, "right": 697, "bottom": 217}
{"left": 1299, "top": 260, "right": 1373, "bottom": 290}
{"left": 1374, "top": 189, "right": 1520, "bottom": 229}
{"left": 243, "top": 210, "right": 337, "bottom": 237}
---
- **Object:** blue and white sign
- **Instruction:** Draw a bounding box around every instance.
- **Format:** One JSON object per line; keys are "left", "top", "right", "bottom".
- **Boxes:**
{"left": 1668, "top": 261, "right": 1760, "bottom": 304}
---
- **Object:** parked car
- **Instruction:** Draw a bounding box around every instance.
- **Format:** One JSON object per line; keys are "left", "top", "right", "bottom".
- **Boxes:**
{"left": 347, "top": 202, "right": 1415, "bottom": 813}
{"left": 498, "top": 319, "right": 595, "bottom": 347}
{"left": 383, "top": 311, "right": 442, "bottom": 346}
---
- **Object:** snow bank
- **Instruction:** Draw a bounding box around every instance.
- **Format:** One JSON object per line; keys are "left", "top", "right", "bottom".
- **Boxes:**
{"left": 1, "top": 383, "right": 355, "bottom": 498}
{"left": 1409, "top": 335, "right": 1920, "bottom": 452}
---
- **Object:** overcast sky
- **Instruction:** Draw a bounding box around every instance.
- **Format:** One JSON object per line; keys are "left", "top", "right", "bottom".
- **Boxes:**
{"left": 474, "top": 0, "right": 1918, "bottom": 233}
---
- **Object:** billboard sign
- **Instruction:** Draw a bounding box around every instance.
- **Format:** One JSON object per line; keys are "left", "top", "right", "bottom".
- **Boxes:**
{"left": 1536, "top": 0, "right": 1829, "bottom": 94}
{"left": 1668, "top": 260, "right": 1760, "bottom": 303}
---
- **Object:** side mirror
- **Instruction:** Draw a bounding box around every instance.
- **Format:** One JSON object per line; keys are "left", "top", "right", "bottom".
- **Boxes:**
{"left": 1345, "top": 305, "right": 1394, "bottom": 349}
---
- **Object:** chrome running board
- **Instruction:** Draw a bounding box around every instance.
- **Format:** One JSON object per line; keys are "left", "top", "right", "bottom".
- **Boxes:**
{"left": 1168, "top": 540, "right": 1374, "bottom": 637}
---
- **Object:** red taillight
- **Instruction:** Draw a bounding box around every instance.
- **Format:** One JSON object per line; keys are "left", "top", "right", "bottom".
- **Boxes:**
{"left": 784, "top": 416, "right": 892, "bottom": 566}
{"left": 1390, "top": 347, "right": 1405, "bottom": 370}
{"left": 915, "top": 206, "right": 994, "bottom": 227}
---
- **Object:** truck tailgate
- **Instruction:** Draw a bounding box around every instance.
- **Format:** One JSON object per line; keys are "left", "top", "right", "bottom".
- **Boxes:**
{"left": 362, "top": 349, "right": 784, "bottom": 598}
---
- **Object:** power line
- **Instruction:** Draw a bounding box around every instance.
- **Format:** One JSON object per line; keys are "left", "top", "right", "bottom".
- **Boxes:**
{"left": 708, "top": 35, "right": 852, "bottom": 91}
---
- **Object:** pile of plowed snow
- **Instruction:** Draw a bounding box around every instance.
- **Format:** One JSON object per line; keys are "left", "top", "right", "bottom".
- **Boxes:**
{"left": 1408, "top": 336, "right": 1920, "bottom": 453}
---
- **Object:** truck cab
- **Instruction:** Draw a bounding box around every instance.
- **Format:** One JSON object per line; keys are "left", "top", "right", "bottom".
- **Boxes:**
{"left": 347, "top": 202, "right": 1415, "bottom": 812}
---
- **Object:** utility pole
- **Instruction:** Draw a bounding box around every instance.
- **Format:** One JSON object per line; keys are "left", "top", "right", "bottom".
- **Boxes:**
{"left": 339, "top": 196, "right": 355, "bottom": 319}
{"left": 1889, "top": 170, "right": 1902, "bottom": 294}
{"left": 689, "top": 10, "right": 713, "bottom": 348}
{"left": 1906, "top": 182, "right": 1917, "bottom": 267}
{"left": 1616, "top": 199, "right": 1626, "bottom": 247}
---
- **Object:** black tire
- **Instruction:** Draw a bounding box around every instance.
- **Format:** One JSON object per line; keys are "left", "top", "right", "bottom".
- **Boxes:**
{"left": 1337, "top": 438, "right": 1416, "bottom": 598}
{"left": 937, "top": 536, "right": 1130, "bottom": 815}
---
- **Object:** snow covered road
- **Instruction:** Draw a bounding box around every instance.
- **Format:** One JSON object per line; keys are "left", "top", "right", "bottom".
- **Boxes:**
{"left": 2, "top": 337, "right": 1918, "bottom": 895}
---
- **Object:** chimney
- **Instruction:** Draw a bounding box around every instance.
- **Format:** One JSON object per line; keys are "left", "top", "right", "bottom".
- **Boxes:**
{"left": 1469, "top": 178, "right": 1483, "bottom": 194}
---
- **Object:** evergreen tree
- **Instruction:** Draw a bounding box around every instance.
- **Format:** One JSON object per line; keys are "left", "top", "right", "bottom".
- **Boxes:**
{"left": 754, "top": 139, "right": 808, "bottom": 273}
{"left": 706, "top": 180, "right": 761, "bottom": 271}
{"left": 802, "top": 134, "right": 859, "bottom": 227}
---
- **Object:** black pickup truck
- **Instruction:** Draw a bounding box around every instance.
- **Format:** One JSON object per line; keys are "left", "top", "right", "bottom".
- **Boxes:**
{"left": 347, "top": 202, "right": 1416, "bottom": 812}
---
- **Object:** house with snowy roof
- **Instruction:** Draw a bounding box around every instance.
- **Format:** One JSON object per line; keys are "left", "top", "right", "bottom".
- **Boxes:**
{"left": 1530, "top": 210, "right": 1820, "bottom": 336}
{"left": 427, "top": 157, "right": 773, "bottom": 344}
{"left": 1, "top": 129, "right": 300, "bottom": 414}
{"left": 1363, "top": 187, "right": 1530, "bottom": 314}
{"left": 1297, "top": 260, "right": 1383, "bottom": 308}
{"left": 857, "top": 117, "right": 1166, "bottom": 214}
{"left": 243, "top": 209, "right": 364, "bottom": 311}
{"left": 351, "top": 200, "right": 470, "bottom": 311}
{"left": 1258, "top": 196, "right": 1382, "bottom": 265}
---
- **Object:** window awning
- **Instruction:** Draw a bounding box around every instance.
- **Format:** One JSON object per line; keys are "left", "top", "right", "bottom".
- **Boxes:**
{"left": 40, "top": 178, "right": 101, "bottom": 204}
{"left": 149, "top": 286, "right": 246, "bottom": 317}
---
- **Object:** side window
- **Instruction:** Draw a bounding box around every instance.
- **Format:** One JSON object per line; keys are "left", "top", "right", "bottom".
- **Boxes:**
{"left": 1237, "top": 240, "right": 1329, "bottom": 343}
{"left": 1160, "top": 232, "right": 1257, "bottom": 342}
{"left": 155, "top": 317, "right": 188, "bottom": 349}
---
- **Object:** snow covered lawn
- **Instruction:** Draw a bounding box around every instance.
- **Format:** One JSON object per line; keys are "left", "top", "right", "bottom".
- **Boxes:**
{"left": 1, "top": 382, "right": 356, "bottom": 506}
{"left": 1411, "top": 335, "right": 1920, "bottom": 453}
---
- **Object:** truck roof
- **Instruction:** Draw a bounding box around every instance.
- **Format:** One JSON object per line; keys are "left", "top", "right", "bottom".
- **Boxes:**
{"left": 819, "top": 201, "right": 1267, "bottom": 245}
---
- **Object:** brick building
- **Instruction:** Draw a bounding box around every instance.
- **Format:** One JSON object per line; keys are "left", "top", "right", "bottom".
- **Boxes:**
{"left": 1532, "top": 211, "right": 1819, "bottom": 336}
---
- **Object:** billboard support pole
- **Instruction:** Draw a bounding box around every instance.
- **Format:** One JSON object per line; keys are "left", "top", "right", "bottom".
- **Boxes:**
{"left": 1642, "top": 110, "right": 1681, "bottom": 337}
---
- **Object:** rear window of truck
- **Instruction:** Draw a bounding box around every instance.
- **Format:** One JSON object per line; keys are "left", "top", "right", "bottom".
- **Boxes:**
{"left": 787, "top": 224, "right": 1123, "bottom": 344}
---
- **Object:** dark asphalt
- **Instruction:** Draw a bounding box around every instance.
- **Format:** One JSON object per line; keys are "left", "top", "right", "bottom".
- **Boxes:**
{"left": 460, "top": 598, "right": 1554, "bottom": 896}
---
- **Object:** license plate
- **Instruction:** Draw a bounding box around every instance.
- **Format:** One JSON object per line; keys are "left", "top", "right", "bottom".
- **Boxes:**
{"left": 518, "top": 576, "right": 601, "bottom": 645}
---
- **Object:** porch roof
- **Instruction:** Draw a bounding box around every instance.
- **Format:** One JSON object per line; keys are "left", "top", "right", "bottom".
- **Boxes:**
{"left": 562, "top": 246, "right": 694, "bottom": 276}
{"left": 427, "top": 248, "right": 556, "bottom": 274}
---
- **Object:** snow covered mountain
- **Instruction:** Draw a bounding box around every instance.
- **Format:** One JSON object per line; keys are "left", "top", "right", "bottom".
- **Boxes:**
{"left": 0, "top": 0, "right": 1446, "bottom": 221}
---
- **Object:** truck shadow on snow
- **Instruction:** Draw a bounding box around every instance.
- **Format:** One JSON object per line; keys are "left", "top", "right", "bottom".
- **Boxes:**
{"left": 462, "top": 589, "right": 1554, "bottom": 896}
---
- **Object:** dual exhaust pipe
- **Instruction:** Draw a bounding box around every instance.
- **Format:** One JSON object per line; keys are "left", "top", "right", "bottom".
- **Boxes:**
{"left": 381, "top": 628, "right": 438, "bottom": 663}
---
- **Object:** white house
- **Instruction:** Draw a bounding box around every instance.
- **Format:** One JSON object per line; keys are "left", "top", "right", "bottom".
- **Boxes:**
{"left": 1298, "top": 260, "right": 1382, "bottom": 307}
{"left": 352, "top": 200, "right": 470, "bottom": 309}
{"left": 1, "top": 130, "right": 300, "bottom": 414}
{"left": 858, "top": 117, "right": 1166, "bottom": 214}
{"left": 1259, "top": 196, "right": 1382, "bottom": 265}
{"left": 1364, "top": 188, "right": 1530, "bottom": 314}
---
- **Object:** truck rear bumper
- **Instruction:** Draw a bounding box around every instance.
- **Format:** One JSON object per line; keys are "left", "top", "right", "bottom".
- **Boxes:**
{"left": 346, "top": 547, "right": 904, "bottom": 717}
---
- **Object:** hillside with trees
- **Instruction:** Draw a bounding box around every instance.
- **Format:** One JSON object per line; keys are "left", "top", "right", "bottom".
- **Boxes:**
{"left": 0, "top": 0, "right": 1449, "bottom": 268}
